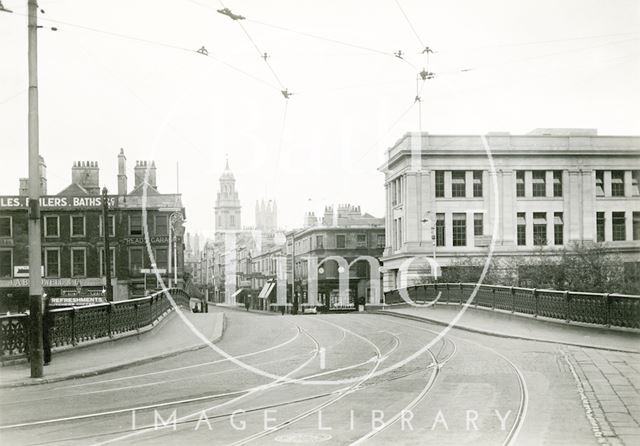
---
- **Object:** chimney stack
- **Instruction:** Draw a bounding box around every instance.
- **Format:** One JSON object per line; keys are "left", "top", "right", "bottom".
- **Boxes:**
{"left": 118, "top": 148, "right": 127, "bottom": 195}
{"left": 71, "top": 160, "right": 100, "bottom": 195}
{"left": 134, "top": 160, "right": 157, "bottom": 190}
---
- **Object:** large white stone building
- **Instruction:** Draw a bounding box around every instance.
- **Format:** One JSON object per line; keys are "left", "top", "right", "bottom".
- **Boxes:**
{"left": 379, "top": 128, "right": 640, "bottom": 290}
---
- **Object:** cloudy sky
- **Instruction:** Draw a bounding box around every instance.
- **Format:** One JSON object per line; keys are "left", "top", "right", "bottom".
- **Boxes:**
{"left": 1, "top": 0, "right": 638, "bottom": 240}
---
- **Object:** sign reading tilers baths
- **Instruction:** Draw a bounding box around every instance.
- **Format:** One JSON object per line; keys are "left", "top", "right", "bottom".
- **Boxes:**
{"left": 0, "top": 196, "right": 116, "bottom": 209}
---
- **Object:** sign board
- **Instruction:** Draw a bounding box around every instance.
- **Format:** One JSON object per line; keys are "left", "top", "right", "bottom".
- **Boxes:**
{"left": 123, "top": 236, "right": 171, "bottom": 246}
{"left": 50, "top": 296, "right": 107, "bottom": 307}
{"left": 140, "top": 268, "right": 167, "bottom": 274}
{"left": 14, "top": 266, "right": 44, "bottom": 278}
{"left": 0, "top": 196, "right": 116, "bottom": 209}
{"left": 0, "top": 277, "right": 105, "bottom": 288}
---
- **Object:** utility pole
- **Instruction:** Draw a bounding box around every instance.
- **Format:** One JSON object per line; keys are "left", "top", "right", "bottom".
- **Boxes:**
{"left": 102, "top": 188, "right": 113, "bottom": 301}
{"left": 291, "top": 232, "right": 298, "bottom": 315}
{"left": 27, "top": 0, "right": 43, "bottom": 378}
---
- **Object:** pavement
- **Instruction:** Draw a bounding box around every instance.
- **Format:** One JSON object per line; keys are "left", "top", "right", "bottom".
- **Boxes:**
{"left": 0, "top": 308, "right": 224, "bottom": 388}
{"left": 379, "top": 304, "right": 640, "bottom": 353}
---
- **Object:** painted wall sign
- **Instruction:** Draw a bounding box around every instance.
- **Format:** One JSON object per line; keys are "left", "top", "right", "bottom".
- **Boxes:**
{"left": 0, "top": 196, "right": 117, "bottom": 209}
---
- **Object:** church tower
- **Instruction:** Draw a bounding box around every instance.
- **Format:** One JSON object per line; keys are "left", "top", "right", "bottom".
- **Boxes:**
{"left": 214, "top": 157, "right": 242, "bottom": 232}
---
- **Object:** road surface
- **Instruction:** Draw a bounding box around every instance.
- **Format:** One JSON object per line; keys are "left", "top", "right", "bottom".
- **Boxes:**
{"left": 0, "top": 308, "right": 636, "bottom": 445}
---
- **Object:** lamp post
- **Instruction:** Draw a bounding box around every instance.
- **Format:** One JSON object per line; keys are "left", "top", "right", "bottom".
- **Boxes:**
{"left": 168, "top": 212, "right": 184, "bottom": 288}
{"left": 421, "top": 212, "right": 438, "bottom": 281}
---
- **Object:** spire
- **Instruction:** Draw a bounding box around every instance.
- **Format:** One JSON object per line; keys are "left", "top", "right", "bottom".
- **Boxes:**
{"left": 225, "top": 153, "right": 229, "bottom": 170}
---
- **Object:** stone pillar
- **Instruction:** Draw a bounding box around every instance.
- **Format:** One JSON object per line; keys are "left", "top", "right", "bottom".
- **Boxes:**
{"left": 524, "top": 171, "right": 533, "bottom": 197}
{"left": 568, "top": 170, "right": 582, "bottom": 242}
{"left": 444, "top": 171, "right": 452, "bottom": 198}
{"left": 624, "top": 170, "right": 633, "bottom": 197}
{"left": 501, "top": 170, "right": 515, "bottom": 246}
{"left": 604, "top": 171, "right": 612, "bottom": 197}
{"left": 604, "top": 211, "right": 613, "bottom": 242}
{"left": 546, "top": 211, "right": 554, "bottom": 245}
{"left": 545, "top": 171, "right": 554, "bottom": 197}
{"left": 465, "top": 171, "right": 474, "bottom": 198}
{"left": 581, "top": 170, "right": 595, "bottom": 242}
{"left": 526, "top": 211, "right": 534, "bottom": 246}
{"left": 626, "top": 211, "right": 633, "bottom": 241}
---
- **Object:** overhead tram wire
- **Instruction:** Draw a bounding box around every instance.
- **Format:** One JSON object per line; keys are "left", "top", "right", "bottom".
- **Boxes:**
{"left": 214, "top": 1, "right": 289, "bottom": 93}
{"left": 6, "top": 11, "right": 280, "bottom": 92}
{"left": 393, "top": 0, "right": 426, "bottom": 49}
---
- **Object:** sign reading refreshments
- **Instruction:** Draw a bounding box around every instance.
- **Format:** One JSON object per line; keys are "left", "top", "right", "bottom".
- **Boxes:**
{"left": 0, "top": 196, "right": 116, "bottom": 209}
{"left": 50, "top": 296, "right": 107, "bottom": 307}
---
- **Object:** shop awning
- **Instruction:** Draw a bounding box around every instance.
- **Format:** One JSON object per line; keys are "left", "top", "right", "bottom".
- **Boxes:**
{"left": 258, "top": 282, "right": 276, "bottom": 299}
{"left": 231, "top": 288, "right": 243, "bottom": 298}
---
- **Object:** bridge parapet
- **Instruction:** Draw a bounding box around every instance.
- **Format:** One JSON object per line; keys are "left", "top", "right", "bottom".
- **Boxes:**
{"left": 0, "top": 288, "right": 191, "bottom": 362}
{"left": 384, "top": 283, "right": 640, "bottom": 330}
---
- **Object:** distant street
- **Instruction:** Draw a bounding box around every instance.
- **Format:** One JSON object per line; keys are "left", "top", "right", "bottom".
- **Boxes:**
{"left": 2, "top": 308, "right": 635, "bottom": 445}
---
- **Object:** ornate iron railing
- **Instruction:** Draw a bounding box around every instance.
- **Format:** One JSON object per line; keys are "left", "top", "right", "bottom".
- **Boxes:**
{"left": 0, "top": 288, "right": 191, "bottom": 362}
{"left": 383, "top": 283, "right": 640, "bottom": 330}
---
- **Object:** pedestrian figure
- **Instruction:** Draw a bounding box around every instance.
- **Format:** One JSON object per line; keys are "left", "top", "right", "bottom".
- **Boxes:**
{"left": 43, "top": 295, "right": 53, "bottom": 365}
{"left": 280, "top": 305, "right": 285, "bottom": 316}
{"left": 245, "top": 299, "right": 250, "bottom": 312}
{"left": 193, "top": 304, "right": 200, "bottom": 313}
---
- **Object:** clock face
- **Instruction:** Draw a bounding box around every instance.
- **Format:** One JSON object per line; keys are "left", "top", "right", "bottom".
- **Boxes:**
{"left": 318, "top": 267, "right": 325, "bottom": 274}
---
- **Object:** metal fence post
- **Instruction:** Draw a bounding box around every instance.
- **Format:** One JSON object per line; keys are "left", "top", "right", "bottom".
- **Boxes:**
{"left": 492, "top": 287, "right": 496, "bottom": 310}
{"left": 459, "top": 283, "right": 463, "bottom": 305}
{"left": 135, "top": 304, "right": 139, "bottom": 332}
{"left": 533, "top": 289, "right": 538, "bottom": 318}
{"left": 605, "top": 293, "right": 612, "bottom": 327}
{"left": 511, "top": 287, "right": 515, "bottom": 313}
{"left": 565, "top": 291, "right": 570, "bottom": 323}
{"left": 71, "top": 308, "right": 77, "bottom": 346}
{"left": 108, "top": 303, "right": 113, "bottom": 338}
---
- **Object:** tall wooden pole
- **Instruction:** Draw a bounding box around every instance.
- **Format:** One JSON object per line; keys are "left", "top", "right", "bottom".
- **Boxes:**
{"left": 102, "top": 188, "right": 113, "bottom": 301}
{"left": 27, "top": 0, "right": 43, "bottom": 378}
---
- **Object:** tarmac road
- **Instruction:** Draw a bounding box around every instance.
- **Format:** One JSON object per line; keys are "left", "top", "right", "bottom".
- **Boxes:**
{"left": 0, "top": 308, "right": 635, "bottom": 445}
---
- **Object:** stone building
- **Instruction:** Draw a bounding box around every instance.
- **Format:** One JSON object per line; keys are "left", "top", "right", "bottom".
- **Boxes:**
{"left": 379, "top": 129, "right": 640, "bottom": 290}
{"left": 0, "top": 150, "right": 185, "bottom": 311}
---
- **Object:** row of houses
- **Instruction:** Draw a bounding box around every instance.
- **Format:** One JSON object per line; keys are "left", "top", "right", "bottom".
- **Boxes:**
{"left": 0, "top": 150, "right": 186, "bottom": 312}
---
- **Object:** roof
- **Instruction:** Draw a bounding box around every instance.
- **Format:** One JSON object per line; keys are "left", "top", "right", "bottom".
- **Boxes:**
{"left": 57, "top": 183, "right": 91, "bottom": 196}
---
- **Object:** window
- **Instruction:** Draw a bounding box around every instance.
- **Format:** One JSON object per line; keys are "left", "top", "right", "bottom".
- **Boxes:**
{"left": 100, "top": 215, "right": 116, "bottom": 237}
{"left": 154, "top": 248, "right": 168, "bottom": 271}
{"left": 129, "top": 247, "right": 143, "bottom": 274}
{"left": 377, "top": 234, "right": 385, "bottom": 248}
{"left": 516, "top": 171, "right": 525, "bottom": 197}
{"left": 316, "top": 235, "right": 324, "bottom": 249}
{"left": 155, "top": 215, "right": 168, "bottom": 235}
{"left": 336, "top": 234, "right": 346, "bottom": 249}
{"left": 533, "top": 212, "right": 547, "bottom": 245}
{"left": 473, "top": 171, "right": 483, "bottom": 197}
{"left": 517, "top": 213, "right": 526, "bottom": 246}
{"left": 554, "top": 212, "right": 563, "bottom": 245}
{"left": 398, "top": 218, "right": 403, "bottom": 246}
{"left": 44, "top": 215, "right": 59, "bottom": 237}
{"left": 435, "top": 171, "right": 444, "bottom": 198}
{"left": 436, "top": 213, "right": 445, "bottom": 246}
{"left": 395, "top": 177, "right": 403, "bottom": 205}
{"left": 633, "top": 212, "right": 640, "bottom": 241}
{"left": 474, "top": 213, "right": 483, "bottom": 236}
{"left": 230, "top": 214, "right": 235, "bottom": 227}
{"left": 452, "top": 213, "right": 466, "bottom": 246}
{"left": 532, "top": 171, "right": 546, "bottom": 197}
{"left": 0, "top": 216, "right": 11, "bottom": 237}
{"left": 632, "top": 171, "right": 640, "bottom": 196}
{"left": 595, "top": 171, "right": 605, "bottom": 197}
{"left": 612, "top": 212, "right": 626, "bottom": 241}
{"left": 356, "top": 234, "right": 367, "bottom": 247}
{"left": 45, "top": 248, "right": 60, "bottom": 277}
{"left": 100, "top": 247, "right": 116, "bottom": 276}
{"left": 451, "top": 171, "right": 466, "bottom": 197}
{"left": 553, "top": 171, "right": 562, "bottom": 197}
{"left": 71, "top": 215, "right": 85, "bottom": 237}
{"left": 129, "top": 214, "right": 143, "bottom": 236}
{"left": 71, "top": 248, "right": 86, "bottom": 277}
{"left": 0, "top": 249, "right": 12, "bottom": 278}
{"left": 611, "top": 171, "right": 625, "bottom": 197}
{"left": 596, "top": 212, "right": 605, "bottom": 242}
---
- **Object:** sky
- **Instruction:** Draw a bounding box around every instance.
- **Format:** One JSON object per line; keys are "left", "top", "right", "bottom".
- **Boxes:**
{"left": 1, "top": 0, "right": 639, "bottom": 241}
